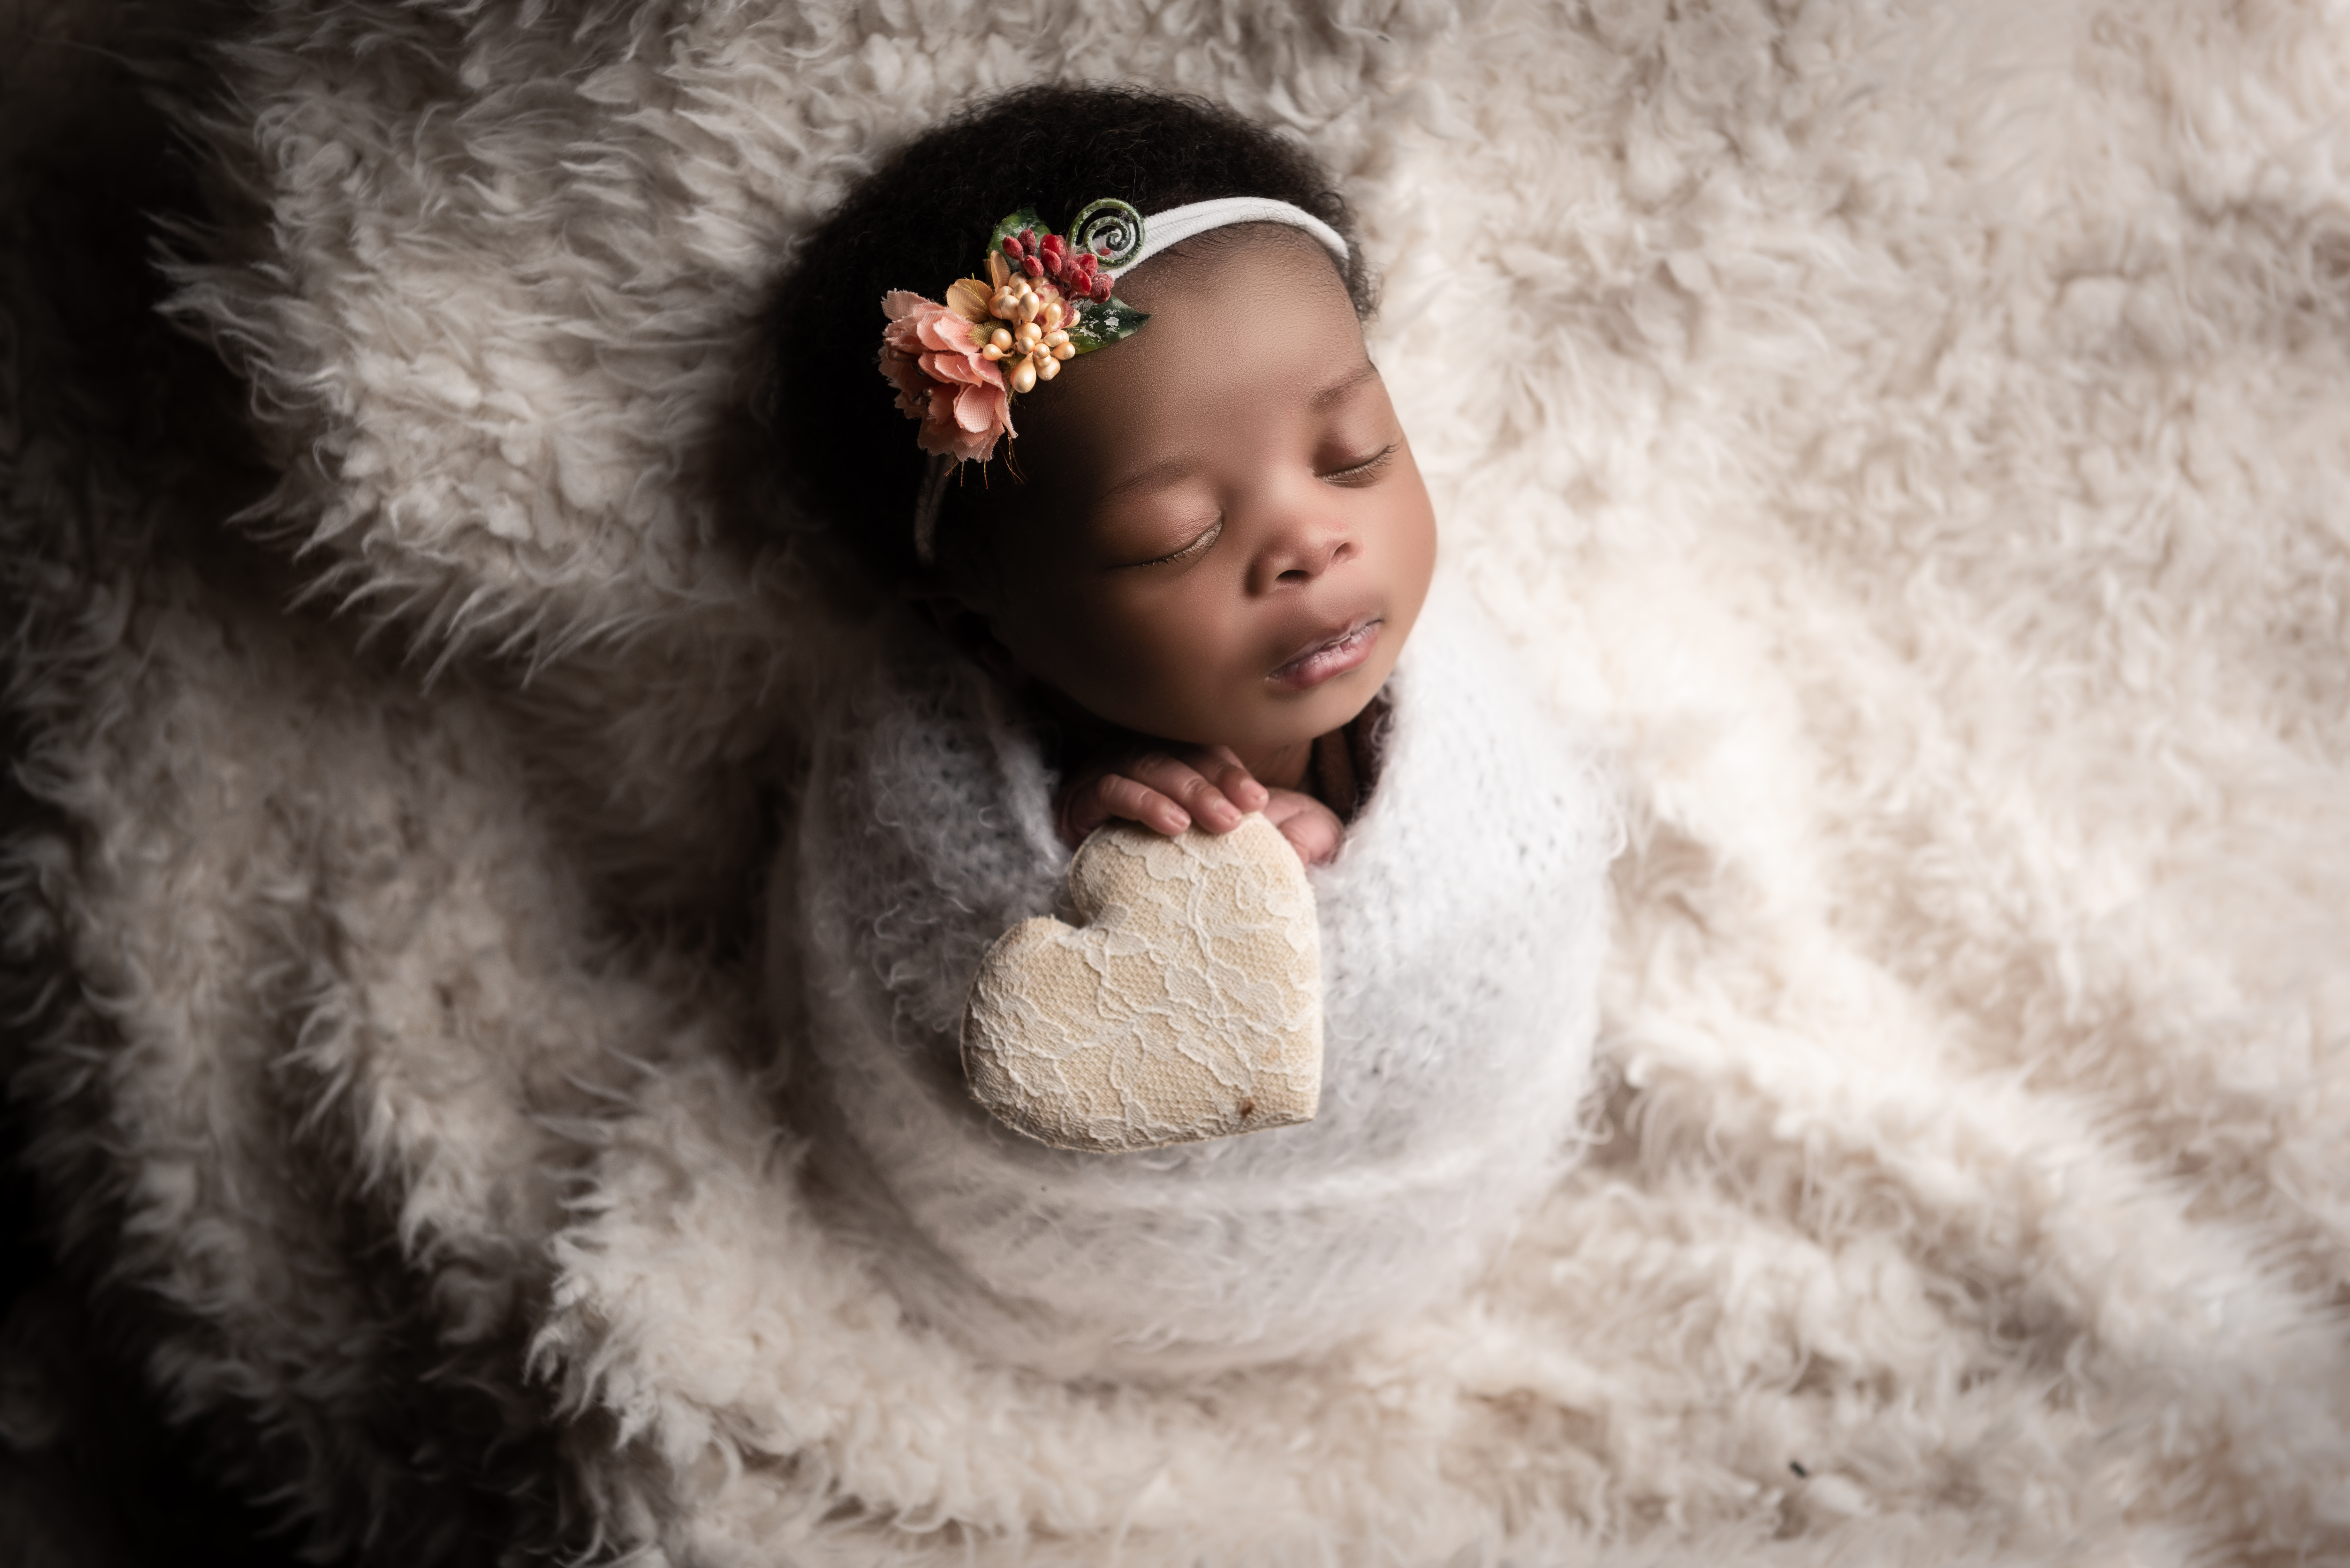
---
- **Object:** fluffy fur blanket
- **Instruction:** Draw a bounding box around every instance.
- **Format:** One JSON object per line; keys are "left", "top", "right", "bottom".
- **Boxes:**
{"left": 6, "top": 0, "right": 2350, "bottom": 1562}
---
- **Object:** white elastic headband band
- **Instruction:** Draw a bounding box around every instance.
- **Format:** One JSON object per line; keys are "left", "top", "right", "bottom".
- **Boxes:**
{"left": 913, "top": 197, "right": 1350, "bottom": 566}
{"left": 1109, "top": 197, "right": 1350, "bottom": 275}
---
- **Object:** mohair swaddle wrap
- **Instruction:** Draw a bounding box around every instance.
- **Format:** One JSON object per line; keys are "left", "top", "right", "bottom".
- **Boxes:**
{"left": 773, "top": 585, "right": 1615, "bottom": 1374}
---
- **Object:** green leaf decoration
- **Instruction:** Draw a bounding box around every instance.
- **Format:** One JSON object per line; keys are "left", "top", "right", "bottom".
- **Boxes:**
{"left": 1068, "top": 199, "right": 1146, "bottom": 268}
{"left": 1063, "top": 294, "right": 1150, "bottom": 354}
{"left": 986, "top": 207, "right": 1046, "bottom": 258}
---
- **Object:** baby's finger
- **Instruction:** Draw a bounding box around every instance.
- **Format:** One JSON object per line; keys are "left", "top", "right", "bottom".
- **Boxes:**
{"left": 1186, "top": 745, "right": 1269, "bottom": 814}
{"left": 1124, "top": 753, "right": 1246, "bottom": 832}
{"left": 1262, "top": 788, "right": 1343, "bottom": 867}
{"left": 1058, "top": 774, "right": 1152, "bottom": 843}
{"left": 1088, "top": 771, "right": 1193, "bottom": 837}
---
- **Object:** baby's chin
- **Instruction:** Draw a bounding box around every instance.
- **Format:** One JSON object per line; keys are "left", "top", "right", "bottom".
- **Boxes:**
{"left": 1277, "top": 652, "right": 1404, "bottom": 733}
{"left": 1161, "top": 683, "right": 1389, "bottom": 761}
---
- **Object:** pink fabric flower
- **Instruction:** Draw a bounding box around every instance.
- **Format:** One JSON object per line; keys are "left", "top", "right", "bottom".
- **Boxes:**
{"left": 879, "top": 288, "right": 1013, "bottom": 463}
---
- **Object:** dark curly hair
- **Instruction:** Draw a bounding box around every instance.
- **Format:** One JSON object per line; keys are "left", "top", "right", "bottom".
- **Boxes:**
{"left": 760, "top": 83, "right": 1374, "bottom": 582}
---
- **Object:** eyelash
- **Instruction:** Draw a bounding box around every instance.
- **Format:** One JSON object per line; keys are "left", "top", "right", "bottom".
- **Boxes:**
{"left": 1125, "top": 517, "right": 1222, "bottom": 568}
{"left": 1126, "top": 444, "right": 1397, "bottom": 568}
{"left": 1322, "top": 443, "right": 1398, "bottom": 483}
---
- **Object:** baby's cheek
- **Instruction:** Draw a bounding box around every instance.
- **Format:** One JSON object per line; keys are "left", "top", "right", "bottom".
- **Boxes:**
{"left": 1098, "top": 603, "right": 1257, "bottom": 739}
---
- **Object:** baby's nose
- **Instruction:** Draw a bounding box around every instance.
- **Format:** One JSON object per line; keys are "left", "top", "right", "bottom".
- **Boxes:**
{"left": 1258, "top": 518, "right": 1354, "bottom": 591}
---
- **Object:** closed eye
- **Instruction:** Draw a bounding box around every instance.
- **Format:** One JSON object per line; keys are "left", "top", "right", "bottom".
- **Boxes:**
{"left": 1321, "top": 443, "right": 1398, "bottom": 484}
{"left": 1126, "top": 516, "right": 1223, "bottom": 569}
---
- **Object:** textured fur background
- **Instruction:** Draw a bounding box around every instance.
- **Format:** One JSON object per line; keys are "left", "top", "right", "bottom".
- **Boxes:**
{"left": 6, "top": 0, "right": 2350, "bottom": 1562}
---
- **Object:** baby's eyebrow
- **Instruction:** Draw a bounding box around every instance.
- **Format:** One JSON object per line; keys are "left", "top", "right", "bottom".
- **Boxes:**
{"left": 1309, "top": 360, "right": 1382, "bottom": 410}
{"left": 1093, "top": 453, "right": 1203, "bottom": 509}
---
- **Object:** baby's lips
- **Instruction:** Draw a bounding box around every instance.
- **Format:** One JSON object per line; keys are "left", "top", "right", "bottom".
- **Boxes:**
{"left": 1267, "top": 614, "right": 1382, "bottom": 690}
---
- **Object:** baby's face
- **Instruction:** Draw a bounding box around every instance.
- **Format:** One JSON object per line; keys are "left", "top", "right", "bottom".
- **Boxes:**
{"left": 942, "top": 229, "right": 1436, "bottom": 773}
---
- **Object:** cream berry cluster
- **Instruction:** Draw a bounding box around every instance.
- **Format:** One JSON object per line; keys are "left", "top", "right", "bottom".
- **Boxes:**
{"left": 979, "top": 246, "right": 1077, "bottom": 394}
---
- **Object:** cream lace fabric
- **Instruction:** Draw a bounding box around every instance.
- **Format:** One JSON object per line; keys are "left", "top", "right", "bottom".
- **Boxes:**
{"left": 773, "top": 582, "right": 1617, "bottom": 1375}
{"left": 962, "top": 816, "right": 1323, "bottom": 1153}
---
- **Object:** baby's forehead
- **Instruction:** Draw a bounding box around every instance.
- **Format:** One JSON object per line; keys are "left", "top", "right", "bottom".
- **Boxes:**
{"left": 1028, "top": 234, "right": 1364, "bottom": 404}
{"left": 1107, "top": 238, "right": 1367, "bottom": 396}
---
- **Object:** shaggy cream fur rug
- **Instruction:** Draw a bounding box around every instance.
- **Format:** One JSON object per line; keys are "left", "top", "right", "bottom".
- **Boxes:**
{"left": 7, "top": 0, "right": 2350, "bottom": 1562}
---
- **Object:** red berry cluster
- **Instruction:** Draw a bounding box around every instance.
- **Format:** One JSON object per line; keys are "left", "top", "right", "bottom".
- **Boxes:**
{"left": 1004, "top": 228, "right": 1114, "bottom": 303}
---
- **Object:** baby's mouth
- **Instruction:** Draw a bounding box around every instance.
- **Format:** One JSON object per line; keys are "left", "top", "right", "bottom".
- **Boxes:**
{"left": 1267, "top": 616, "right": 1383, "bottom": 691}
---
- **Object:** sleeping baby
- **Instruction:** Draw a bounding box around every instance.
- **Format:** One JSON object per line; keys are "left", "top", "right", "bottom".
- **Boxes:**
{"left": 761, "top": 84, "right": 1617, "bottom": 1377}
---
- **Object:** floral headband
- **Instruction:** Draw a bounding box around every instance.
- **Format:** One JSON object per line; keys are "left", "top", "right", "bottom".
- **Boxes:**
{"left": 878, "top": 195, "right": 1351, "bottom": 563}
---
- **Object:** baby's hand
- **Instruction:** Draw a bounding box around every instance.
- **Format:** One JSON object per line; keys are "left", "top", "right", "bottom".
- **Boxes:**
{"left": 1261, "top": 788, "right": 1343, "bottom": 868}
{"left": 1054, "top": 747, "right": 1344, "bottom": 868}
{"left": 1056, "top": 744, "right": 1267, "bottom": 845}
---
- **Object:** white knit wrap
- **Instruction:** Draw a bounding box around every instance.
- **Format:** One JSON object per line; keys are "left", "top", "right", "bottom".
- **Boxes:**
{"left": 770, "top": 584, "right": 1618, "bottom": 1375}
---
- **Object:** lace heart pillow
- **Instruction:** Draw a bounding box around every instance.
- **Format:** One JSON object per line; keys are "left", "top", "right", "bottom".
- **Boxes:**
{"left": 960, "top": 815, "right": 1323, "bottom": 1153}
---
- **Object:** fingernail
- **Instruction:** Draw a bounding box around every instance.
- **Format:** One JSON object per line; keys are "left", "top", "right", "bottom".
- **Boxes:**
{"left": 1165, "top": 809, "right": 1191, "bottom": 833}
